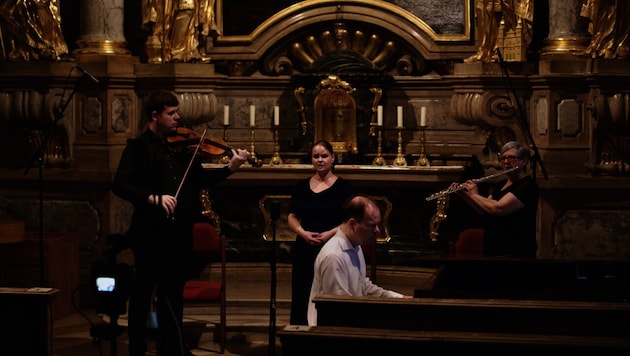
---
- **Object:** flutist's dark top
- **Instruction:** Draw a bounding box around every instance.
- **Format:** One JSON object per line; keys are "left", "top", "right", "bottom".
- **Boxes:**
{"left": 483, "top": 175, "right": 539, "bottom": 258}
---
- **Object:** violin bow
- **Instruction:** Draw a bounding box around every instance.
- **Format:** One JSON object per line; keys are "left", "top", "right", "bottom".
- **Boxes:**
{"left": 174, "top": 129, "right": 208, "bottom": 200}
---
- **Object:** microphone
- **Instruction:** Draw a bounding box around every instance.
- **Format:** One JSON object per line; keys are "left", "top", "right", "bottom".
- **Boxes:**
{"left": 496, "top": 47, "right": 504, "bottom": 62}
{"left": 76, "top": 66, "right": 99, "bottom": 84}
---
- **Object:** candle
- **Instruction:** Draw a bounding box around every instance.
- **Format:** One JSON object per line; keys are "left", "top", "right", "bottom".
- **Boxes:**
{"left": 420, "top": 106, "right": 426, "bottom": 126}
{"left": 223, "top": 105, "right": 229, "bottom": 126}
{"left": 250, "top": 105, "right": 255, "bottom": 127}
{"left": 274, "top": 105, "right": 280, "bottom": 126}
{"left": 397, "top": 106, "right": 403, "bottom": 127}
{"left": 377, "top": 105, "right": 383, "bottom": 126}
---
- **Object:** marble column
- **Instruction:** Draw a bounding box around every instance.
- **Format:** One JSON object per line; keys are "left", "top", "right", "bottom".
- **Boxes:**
{"left": 74, "top": 0, "right": 129, "bottom": 55}
{"left": 541, "top": 0, "right": 591, "bottom": 56}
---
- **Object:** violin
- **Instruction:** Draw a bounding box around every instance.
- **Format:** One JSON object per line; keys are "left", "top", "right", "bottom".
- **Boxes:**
{"left": 167, "top": 127, "right": 263, "bottom": 167}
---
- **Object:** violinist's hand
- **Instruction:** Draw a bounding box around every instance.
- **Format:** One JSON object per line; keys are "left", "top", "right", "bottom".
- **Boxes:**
{"left": 149, "top": 194, "right": 177, "bottom": 215}
{"left": 228, "top": 148, "right": 250, "bottom": 171}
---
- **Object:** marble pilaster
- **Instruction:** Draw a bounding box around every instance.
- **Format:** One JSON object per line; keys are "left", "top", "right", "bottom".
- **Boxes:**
{"left": 74, "top": 0, "right": 129, "bottom": 55}
{"left": 541, "top": 0, "right": 591, "bottom": 56}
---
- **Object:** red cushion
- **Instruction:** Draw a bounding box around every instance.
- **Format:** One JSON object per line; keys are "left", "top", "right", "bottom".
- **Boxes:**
{"left": 455, "top": 228, "right": 484, "bottom": 257}
{"left": 183, "top": 280, "right": 221, "bottom": 301}
{"left": 192, "top": 223, "right": 220, "bottom": 258}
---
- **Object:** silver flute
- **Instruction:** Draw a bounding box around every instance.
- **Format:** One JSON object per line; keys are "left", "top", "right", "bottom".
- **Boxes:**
{"left": 425, "top": 166, "right": 519, "bottom": 201}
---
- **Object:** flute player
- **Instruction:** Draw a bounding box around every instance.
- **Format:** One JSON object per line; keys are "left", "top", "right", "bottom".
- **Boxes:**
{"left": 451, "top": 141, "right": 539, "bottom": 258}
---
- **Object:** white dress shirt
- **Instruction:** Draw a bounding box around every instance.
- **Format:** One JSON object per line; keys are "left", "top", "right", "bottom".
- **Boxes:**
{"left": 307, "top": 230, "right": 403, "bottom": 326}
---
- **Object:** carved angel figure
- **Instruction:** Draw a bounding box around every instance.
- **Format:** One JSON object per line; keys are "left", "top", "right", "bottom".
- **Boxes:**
{"left": 0, "top": 0, "right": 68, "bottom": 61}
{"left": 142, "top": 0, "right": 215, "bottom": 63}
{"left": 581, "top": 0, "right": 630, "bottom": 59}
{"left": 465, "top": 0, "right": 534, "bottom": 62}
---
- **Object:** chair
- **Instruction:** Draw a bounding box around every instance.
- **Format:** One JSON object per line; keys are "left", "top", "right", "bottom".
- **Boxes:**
{"left": 183, "top": 222, "right": 227, "bottom": 353}
{"left": 454, "top": 228, "right": 484, "bottom": 257}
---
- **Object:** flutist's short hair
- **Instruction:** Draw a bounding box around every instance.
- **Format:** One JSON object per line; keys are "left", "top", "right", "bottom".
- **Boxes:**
{"left": 501, "top": 141, "right": 530, "bottom": 160}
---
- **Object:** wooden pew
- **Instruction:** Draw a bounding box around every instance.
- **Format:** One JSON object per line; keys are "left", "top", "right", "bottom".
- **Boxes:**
{"left": 278, "top": 295, "right": 630, "bottom": 354}
{"left": 279, "top": 259, "right": 630, "bottom": 354}
{"left": 413, "top": 258, "right": 630, "bottom": 301}
{"left": 279, "top": 325, "right": 630, "bottom": 355}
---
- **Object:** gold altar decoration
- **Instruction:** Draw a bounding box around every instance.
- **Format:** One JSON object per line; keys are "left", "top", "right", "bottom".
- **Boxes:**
{"left": 294, "top": 87, "right": 307, "bottom": 135}
{"left": 142, "top": 0, "right": 215, "bottom": 63}
{"left": 372, "top": 127, "right": 385, "bottom": 166}
{"left": 270, "top": 125, "right": 283, "bottom": 165}
{"left": 249, "top": 127, "right": 258, "bottom": 166}
{"left": 200, "top": 188, "right": 221, "bottom": 233}
{"left": 314, "top": 75, "right": 357, "bottom": 155}
{"left": 0, "top": 0, "right": 68, "bottom": 61}
{"left": 465, "top": 0, "right": 534, "bottom": 62}
{"left": 581, "top": 0, "right": 630, "bottom": 59}
{"left": 220, "top": 124, "right": 230, "bottom": 164}
{"left": 416, "top": 126, "right": 430, "bottom": 167}
{"left": 393, "top": 127, "right": 407, "bottom": 167}
{"left": 429, "top": 195, "right": 450, "bottom": 242}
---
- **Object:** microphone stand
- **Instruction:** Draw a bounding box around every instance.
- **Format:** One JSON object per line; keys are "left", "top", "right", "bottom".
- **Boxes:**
{"left": 24, "top": 67, "right": 85, "bottom": 285}
{"left": 496, "top": 49, "right": 548, "bottom": 180}
{"left": 268, "top": 200, "right": 280, "bottom": 356}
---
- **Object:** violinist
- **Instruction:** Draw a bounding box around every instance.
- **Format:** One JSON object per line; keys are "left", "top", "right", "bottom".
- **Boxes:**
{"left": 112, "top": 90, "right": 249, "bottom": 356}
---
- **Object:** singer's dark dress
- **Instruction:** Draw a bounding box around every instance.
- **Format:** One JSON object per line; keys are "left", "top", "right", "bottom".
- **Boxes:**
{"left": 482, "top": 175, "right": 539, "bottom": 258}
{"left": 288, "top": 177, "right": 354, "bottom": 325}
{"left": 112, "top": 129, "right": 233, "bottom": 355}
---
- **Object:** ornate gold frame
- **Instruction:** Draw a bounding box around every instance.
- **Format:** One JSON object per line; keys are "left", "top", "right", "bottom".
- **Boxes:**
{"left": 215, "top": 0, "right": 472, "bottom": 45}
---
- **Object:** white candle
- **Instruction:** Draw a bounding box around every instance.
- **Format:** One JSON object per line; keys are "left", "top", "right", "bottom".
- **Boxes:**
{"left": 274, "top": 105, "right": 280, "bottom": 126}
{"left": 377, "top": 105, "right": 383, "bottom": 126}
{"left": 397, "top": 106, "right": 403, "bottom": 127}
{"left": 250, "top": 105, "right": 255, "bottom": 127}
{"left": 420, "top": 106, "right": 426, "bottom": 126}
{"left": 223, "top": 105, "right": 229, "bottom": 126}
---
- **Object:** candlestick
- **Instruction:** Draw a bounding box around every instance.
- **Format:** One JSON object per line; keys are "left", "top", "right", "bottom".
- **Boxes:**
{"left": 416, "top": 126, "right": 430, "bottom": 167}
{"left": 220, "top": 124, "right": 230, "bottom": 164}
{"left": 224, "top": 105, "right": 230, "bottom": 126}
{"left": 274, "top": 105, "right": 280, "bottom": 126}
{"left": 372, "top": 126, "right": 385, "bottom": 166}
{"left": 397, "top": 106, "right": 403, "bottom": 128}
{"left": 250, "top": 105, "right": 256, "bottom": 127}
{"left": 393, "top": 127, "right": 407, "bottom": 166}
{"left": 249, "top": 126, "right": 258, "bottom": 165}
{"left": 270, "top": 125, "right": 283, "bottom": 165}
{"left": 377, "top": 105, "right": 383, "bottom": 126}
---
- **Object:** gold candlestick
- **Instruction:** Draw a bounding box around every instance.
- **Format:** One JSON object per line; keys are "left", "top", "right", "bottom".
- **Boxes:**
{"left": 270, "top": 125, "right": 283, "bottom": 165}
{"left": 220, "top": 124, "right": 230, "bottom": 164}
{"left": 416, "top": 125, "right": 430, "bottom": 167}
{"left": 249, "top": 126, "right": 258, "bottom": 165}
{"left": 372, "top": 127, "right": 385, "bottom": 166}
{"left": 393, "top": 127, "right": 407, "bottom": 166}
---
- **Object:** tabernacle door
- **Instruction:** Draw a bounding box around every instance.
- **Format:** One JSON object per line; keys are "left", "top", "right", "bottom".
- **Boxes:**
{"left": 314, "top": 75, "right": 357, "bottom": 156}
